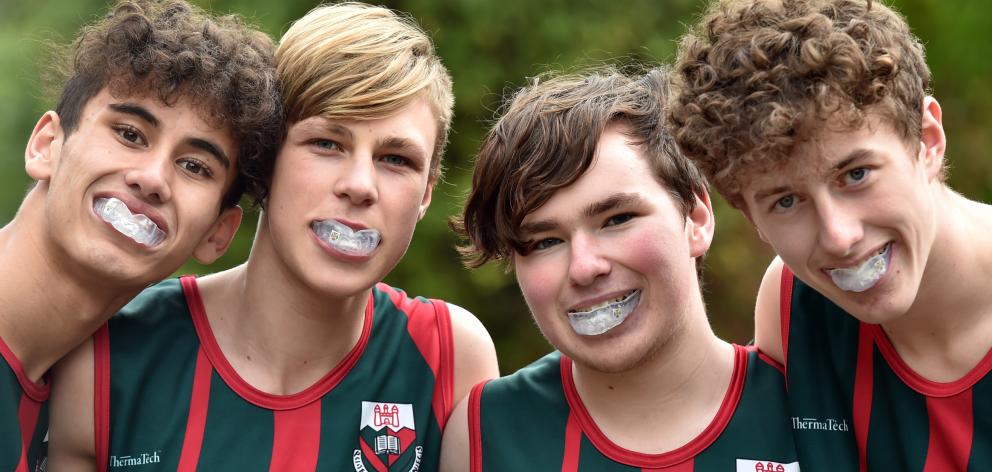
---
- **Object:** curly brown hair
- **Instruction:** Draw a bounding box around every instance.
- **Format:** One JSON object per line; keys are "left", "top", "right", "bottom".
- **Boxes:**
{"left": 453, "top": 67, "right": 707, "bottom": 269}
{"left": 669, "top": 0, "right": 931, "bottom": 208}
{"left": 51, "top": 0, "right": 282, "bottom": 208}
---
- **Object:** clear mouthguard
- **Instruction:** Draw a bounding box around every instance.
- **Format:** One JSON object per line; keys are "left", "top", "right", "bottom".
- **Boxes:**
{"left": 93, "top": 197, "right": 166, "bottom": 246}
{"left": 312, "top": 219, "right": 381, "bottom": 257}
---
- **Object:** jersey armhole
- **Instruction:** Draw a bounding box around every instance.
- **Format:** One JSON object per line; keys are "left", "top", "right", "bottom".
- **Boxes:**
{"left": 433, "top": 299, "right": 455, "bottom": 426}
{"left": 468, "top": 380, "right": 489, "bottom": 472}
{"left": 780, "top": 265, "right": 795, "bottom": 375}
{"left": 93, "top": 324, "right": 111, "bottom": 472}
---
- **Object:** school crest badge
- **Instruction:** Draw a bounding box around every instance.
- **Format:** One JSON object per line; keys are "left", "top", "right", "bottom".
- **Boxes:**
{"left": 353, "top": 401, "right": 422, "bottom": 472}
{"left": 736, "top": 459, "right": 801, "bottom": 472}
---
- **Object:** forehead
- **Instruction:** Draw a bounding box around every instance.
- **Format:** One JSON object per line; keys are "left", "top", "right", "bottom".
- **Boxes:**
{"left": 521, "top": 125, "right": 663, "bottom": 223}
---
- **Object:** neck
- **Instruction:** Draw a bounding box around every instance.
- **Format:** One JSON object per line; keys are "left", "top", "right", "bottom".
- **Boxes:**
{"left": 0, "top": 195, "right": 141, "bottom": 383}
{"left": 200, "top": 230, "right": 370, "bottom": 395}
{"left": 882, "top": 187, "right": 992, "bottom": 381}
{"left": 571, "top": 305, "right": 735, "bottom": 454}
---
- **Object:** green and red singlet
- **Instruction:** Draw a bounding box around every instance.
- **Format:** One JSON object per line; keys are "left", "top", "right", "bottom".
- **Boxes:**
{"left": 781, "top": 266, "right": 992, "bottom": 471}
{"left": 94, "top": 276, "right": 454, "bottom": 471}
{"left": 0, "top": 336, "right": 48, "bottom": 472}
{"left": 469, "top": 346, "right": 798, "bottom": 471}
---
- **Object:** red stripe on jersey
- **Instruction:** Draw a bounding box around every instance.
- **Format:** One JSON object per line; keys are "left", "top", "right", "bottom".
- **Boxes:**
{"left": 359, "top": 437, "right": 389, "bottom": 472}
{"left": 922, "top": 390, "right": 974, "bottom": 471}
{"left": 270, "top": 401, "right": 322, "bottom": 471}
{"left": 653, "top": 458, "right": 694, "bottom": 471}
{"left": 0, "top": 336, "right": 48, "bottom": 402}
{"left": 381, "top": 284, "right": 454, "bottom": 428}
{"left": 852, "top": 323, "right": 874, "bottom": 472}
{"left": 469, "top": 381, "right": 488, "bottom": 472}
{"left": 779, "top": 266, "right": 795, "bottom": 374}
{"left": 177, "top": 347, "right": 212, "bottom": 472}
{"left": 14, "top": 393, "right": 41, "bottom": 472}
{"left": 749, "top": 345, "right": 785, "bottom": 376}
{"left": 561, "top": 411, "right": 581, "bottom": 472}
{"left": 871, "top": 323, "right": 992, "bottom": 397}
{"left": 94, "top": 325, "right": 111, "bottom": 472}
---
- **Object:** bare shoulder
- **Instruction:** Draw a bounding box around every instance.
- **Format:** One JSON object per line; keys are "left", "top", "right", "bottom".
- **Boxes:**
{"left": 439, "top": 394, "right": 472, "bottom": 472}
{"left": 446, "top": 303, "right": 499, "bottom": 404}
{"left": 755, "top": 257, "right": 786, "bottom": 365}
{"left": 48, "top": 337, "right": 97, "bottom": 471}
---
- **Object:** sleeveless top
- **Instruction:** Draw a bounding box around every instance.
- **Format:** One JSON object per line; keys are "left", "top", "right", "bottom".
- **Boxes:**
{"left": 782, "top": 266, "right": 992, "bottom": 471}
{"left": 470, "top": 345, "right": 798, "bottom": 471}
{"left": 0, "top": 335, "right": 48, "bottom": 472}
{"left": 95, "top": 276, "right": 454, "bottom": 471}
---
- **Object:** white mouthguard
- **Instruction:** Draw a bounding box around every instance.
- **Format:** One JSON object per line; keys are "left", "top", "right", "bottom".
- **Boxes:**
{"left": 93, "top": 197, "right": 166, "bottom": 247}
{"left": 828, "top": 244, "right": 891, "bottom": 292}
{"left": 567, "top": 290, "right": 641, "bottom": 336}
{"left": 311, "top": 220, "right": 381, "bottom": 257}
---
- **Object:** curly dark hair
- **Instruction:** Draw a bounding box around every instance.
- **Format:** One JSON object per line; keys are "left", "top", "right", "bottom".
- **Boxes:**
{"left": 453, "top": 67, "right": 707, "bottom": 269}
{"left": 669, "top": 0, "right": 931, "bottom": 208}
{"left": 51, "top": 0, "right": 282, "bottom": 208}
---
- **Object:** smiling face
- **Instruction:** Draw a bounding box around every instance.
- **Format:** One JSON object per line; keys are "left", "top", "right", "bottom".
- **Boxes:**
{"left": 512, "top": 124, "right": 713, "bottom": 373}
{"left": 25, "top": 87, "right": 242, "bottom": 285}
{"left": 257, "top": 97, "right": 436, "bottom": 299}
{"left": 741, "top": 115, "right": 944, "bottom": 324}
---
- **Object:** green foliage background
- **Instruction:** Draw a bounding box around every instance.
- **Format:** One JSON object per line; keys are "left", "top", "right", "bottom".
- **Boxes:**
{"left": 2, "top": 0, "right": 989, "bottom": 373}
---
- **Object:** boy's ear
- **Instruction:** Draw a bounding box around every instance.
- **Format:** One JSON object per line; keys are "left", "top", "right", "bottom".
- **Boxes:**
{"left": 417, "top": 178, "right": 435, "bottom": 221}
{"left": 25, "top": 112, "right": 63, "bottom": 181}
{"left": 192, "top": 206, "right": 243, "bottom": 264}
{"left": 687, "top": 190, "right": 715, "bottom": 257}
{"left": 919, "top": 96, "right": 946, "bottom": 181}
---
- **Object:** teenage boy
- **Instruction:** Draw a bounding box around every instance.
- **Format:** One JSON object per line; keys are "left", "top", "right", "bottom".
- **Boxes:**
{"left": 48, "top": 3, "right": 498, "bottom": 471}
{"left": 1, "top": 0, "right": 280, "bottom": 469}
{"left": 441, "top": 69, "right": 797, "bottom": 471}
{"left": 670, "top": 0, "right": 992, "bottom": 469}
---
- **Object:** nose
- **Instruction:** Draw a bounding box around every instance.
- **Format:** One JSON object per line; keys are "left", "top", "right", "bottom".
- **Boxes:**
{"left": 123, "top": 154, "right": 172, "bottom": 203}
{"left": 333, "top": 153, "right": 378, "bottom": 206}
{"left": 568, "top": 233, "right": 611, "bottom": 286}
{"left": 815, "top": 197, "right": 863, "bottom": 258}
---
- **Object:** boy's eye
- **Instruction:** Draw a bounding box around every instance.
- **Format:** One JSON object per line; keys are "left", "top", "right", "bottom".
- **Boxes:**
{"left": 843, "top": 167, "right": 870, "bottom": 185}
{"left": 532, "top": 238, "right": 561, "bottom": 251}
{"left": 605, "top": 213, "right": 633, "bottom": 227}
{"left": 381, "top": 155, "right": 410, "bottom": 167}
{"left": 114, "top": 125, "right": 146, "bottom": 146}
{"left": 311, "top": 139, "right": 342, "bottom": 152}
{"left": 773, "top": 195, "right": 796, "bottom": 211}
{"left": 179, "top": 158, "right": 212, "bottom": 178}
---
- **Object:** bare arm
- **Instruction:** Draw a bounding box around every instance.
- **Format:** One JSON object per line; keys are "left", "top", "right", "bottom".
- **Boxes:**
{"left": 447, "top": 303, "right": 499, "bottom": 407}
{"left": 48, "top": 337, "right": 97, "bottom": 472}
{"left": 755, "top": 257, "right": 786, "bottom": 365}
{"left": 439, "top": 395, "right": 472, "bottom": 472}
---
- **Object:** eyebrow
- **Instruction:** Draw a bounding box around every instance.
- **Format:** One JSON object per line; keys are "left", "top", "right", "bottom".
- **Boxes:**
{"left": 377, "top": 136, "right": 428, "bottom": 163}
{"left": 188, "top": 138, "right": 231, "bottom": 170}
{"left": 752, "top": 148, "right": 877, "bottom": 202}
{"left": 109, "top": 103, "right": 159, "bottom": 128}
{"left": 518, "top": 192, "right": 645, "bottom": 236}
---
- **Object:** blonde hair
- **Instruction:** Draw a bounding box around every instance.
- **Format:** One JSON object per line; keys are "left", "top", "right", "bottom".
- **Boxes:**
{"left": 276, "top": 2, "right": 454, "bottom": 180}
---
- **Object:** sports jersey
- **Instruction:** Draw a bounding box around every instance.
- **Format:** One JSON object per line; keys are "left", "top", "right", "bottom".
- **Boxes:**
{"left": 0, "top": 336, "right": 49, "bottom": 472}
{"left": 469, "top": 345, "right": 798, "bottom": 471}
{"left": 94, "top": 276, "right": 454, "bottom": 471}
{"left": 781, "top": 266, "right": 992, "bottom": 471}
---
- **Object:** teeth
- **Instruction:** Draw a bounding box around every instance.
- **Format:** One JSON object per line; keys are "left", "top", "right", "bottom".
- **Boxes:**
{"left": 311, "top": 220, "right": 381, "bottom": 257}
{"left": 828, "top": 243, "right": 891, "bottom": 292}
{"left": 93, "top": 197, "right": 166, "bottom": 246}
{"left": 567, "top": 290, "right": 640, "bottom": 336}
